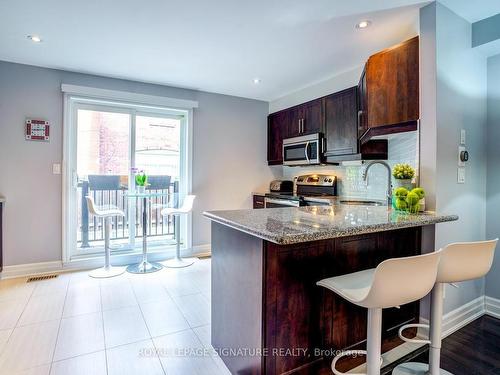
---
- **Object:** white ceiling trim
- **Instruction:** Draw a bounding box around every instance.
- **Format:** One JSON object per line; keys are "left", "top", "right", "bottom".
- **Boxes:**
{"left": 60, "top": 84, "right": 199, "bottom": 109}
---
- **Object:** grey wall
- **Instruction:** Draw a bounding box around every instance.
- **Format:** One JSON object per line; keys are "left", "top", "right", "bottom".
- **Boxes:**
{"left": 420, "top": 2, "right": 488, "bottom": 313}
{"left": 486, "top": 53, "right": 500, "bottom": 299}
{"left": 472, "top": 13, "right": 500, "bottom": 48}
{"left": 0, "top": 61, "right": 275, "bottom": 266}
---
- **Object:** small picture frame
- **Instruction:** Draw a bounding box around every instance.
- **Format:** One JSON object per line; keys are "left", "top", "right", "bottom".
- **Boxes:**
{"left": 26, "top": 119, "right": 50, "bottom": 141}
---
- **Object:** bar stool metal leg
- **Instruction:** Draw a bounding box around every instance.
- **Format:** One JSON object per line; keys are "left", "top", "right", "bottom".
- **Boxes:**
{"left": 392, "top": 283, "right": 453, "bottom": 375}
{"left": 89, "top": 217, "right": 126, "bottom": 278}
{"left": 367, "top": 308, "right": 383, "bottom": 375}
{"left": 330, "top": 308, "right": 383, "bottom": 375}
{"left": 164, "top": 215, "right": 197, "bottom": 268}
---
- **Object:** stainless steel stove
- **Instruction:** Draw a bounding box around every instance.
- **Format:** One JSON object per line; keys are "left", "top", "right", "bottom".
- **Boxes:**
{"left": 264, "top": 174, "right": 337, "bottom": 208}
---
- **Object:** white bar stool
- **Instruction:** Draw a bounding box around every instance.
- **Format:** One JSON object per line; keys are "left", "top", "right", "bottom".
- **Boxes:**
{"left": 317, "top": 251, "right": 443, "bottom": 375}
{"left": 161, "top": 195, "right": 198, "bottom": 268}
{"left": 393, "top": 239, "right": 498, "bottom": 375}
{"left": 86, "top": 196, "right": 126, "bottom": 278}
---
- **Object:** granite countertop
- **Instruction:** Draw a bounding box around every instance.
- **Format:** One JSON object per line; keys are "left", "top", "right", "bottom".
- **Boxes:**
{"left": 204, "top": 205, "right": 458, "bottom": 245}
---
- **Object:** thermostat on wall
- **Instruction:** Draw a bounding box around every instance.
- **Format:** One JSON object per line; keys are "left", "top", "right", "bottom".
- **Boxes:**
{"left": 26, "top": 119, "right": 50, "bottom": 141}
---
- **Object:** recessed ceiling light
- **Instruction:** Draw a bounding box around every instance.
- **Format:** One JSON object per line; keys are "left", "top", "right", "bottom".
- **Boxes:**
{"left": 356, "top": 20, "right": 371, "bottom": 29}
{"left": 253, "top": 78, "right": 261, "bottom": 84}
{"left": 27, "top": 35, "right": 42, "bottom": 43}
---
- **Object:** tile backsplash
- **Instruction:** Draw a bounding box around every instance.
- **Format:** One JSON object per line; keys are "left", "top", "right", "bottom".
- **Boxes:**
{"left": 282, "top": 131, "right": 419, "bottom": 201}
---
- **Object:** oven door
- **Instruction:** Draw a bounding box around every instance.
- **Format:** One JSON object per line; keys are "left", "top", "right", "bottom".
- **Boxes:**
{"left": 264, "top": 197, "right": 301, "bottom": 208}
{"left": 283, "top": 134, "right": 321, "bottom": 166}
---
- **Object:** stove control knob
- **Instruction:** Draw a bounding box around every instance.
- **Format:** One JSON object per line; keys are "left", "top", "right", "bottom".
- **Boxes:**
{"left": 328, "top": 178, "right": 333, "bottom": 183}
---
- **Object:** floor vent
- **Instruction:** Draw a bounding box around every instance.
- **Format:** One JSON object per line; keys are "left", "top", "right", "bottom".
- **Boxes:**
{"left": 27, "top": 274, "right": 59, "bottom": 283}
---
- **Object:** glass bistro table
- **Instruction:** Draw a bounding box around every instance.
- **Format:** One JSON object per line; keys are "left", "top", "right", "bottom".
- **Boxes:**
{"left": 125, "top": 191, "right": 177, "bottom": 274}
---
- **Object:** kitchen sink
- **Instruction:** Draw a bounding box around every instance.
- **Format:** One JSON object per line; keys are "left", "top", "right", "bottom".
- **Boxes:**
{"left": 339, "top": 200, "right": 386, "bottom": 206}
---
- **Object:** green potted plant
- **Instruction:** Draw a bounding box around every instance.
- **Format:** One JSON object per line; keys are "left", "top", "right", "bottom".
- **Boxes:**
{"left": 392, "top": 163, "right": 415, "bottom": 190}
{"left": 135, "top": 170, "right": 148, "bottom": 194}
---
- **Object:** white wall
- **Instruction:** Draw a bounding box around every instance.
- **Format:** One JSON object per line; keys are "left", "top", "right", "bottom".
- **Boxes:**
{"left": 420, "top": 2, "right": 488, "bottom": 313}
{"left": 0, "top": 61, "right": 275, "bottom": 266}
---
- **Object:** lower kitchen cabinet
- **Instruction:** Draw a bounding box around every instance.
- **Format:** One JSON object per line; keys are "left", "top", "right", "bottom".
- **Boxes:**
{"left": 253, "top": 194, "right": 265, "bottom": 209}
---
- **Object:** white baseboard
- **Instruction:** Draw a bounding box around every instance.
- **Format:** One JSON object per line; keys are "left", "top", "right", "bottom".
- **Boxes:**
{"left": 485, "top": 296, "right": 500, "bottom": 319}
{"left": 0, "top": 261, "right": 64, "bottom": 279}
{"left": 0, "top": 243, "right": 212, "bottom": 279}
{"left": 441, "top": 296, "right": 485, "bottom": 337}
{"left": 420, "top": 296, "right": 485, "bottom": 338}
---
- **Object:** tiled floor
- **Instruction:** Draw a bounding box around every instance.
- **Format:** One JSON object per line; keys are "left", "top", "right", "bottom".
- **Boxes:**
{"left": 0, "top": 258, "right": 231, "bottom": 375}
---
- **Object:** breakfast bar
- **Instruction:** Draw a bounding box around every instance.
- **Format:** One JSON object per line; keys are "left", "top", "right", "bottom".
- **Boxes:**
{"left": 204, "top": 205, "right": 458, "bottom": 375}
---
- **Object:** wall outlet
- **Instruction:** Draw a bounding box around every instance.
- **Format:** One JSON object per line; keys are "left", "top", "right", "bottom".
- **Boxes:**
{"left": 52, "top": 163, "right": 61, "bottom": 175}
{"left": 460, "top": 129, "right": 466, "bottom": 145}
{"left": 457, "top": 167, "right": 465, "bottom": 184}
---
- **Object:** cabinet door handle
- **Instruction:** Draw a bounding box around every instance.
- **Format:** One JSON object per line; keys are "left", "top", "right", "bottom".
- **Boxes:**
{"left": 298, "top": 119, "right": 302, "bottom": 134}
{"left": 357, "top": 110, "right": 363, "bottom": 128}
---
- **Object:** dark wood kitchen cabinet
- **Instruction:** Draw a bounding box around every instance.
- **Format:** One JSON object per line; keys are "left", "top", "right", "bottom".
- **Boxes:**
{"left": 324, "top": 87, "right": 359, "bottom": 157}
{"left": 299, "top": 99, "right": 323, "bottom": 135}
{"left": 286, "top": 99, "right": 323, "bottom": 138}
{"left": 324, "top": 87, "right": 388, "bottom": 161}
{"left": 267, "top": 111, "right": 287, "bottom": 165}
{"left": 253, "top": 194, "right": 265, "bottom": 209}
{"left": 267, "top": 98, "right": 323, "bottom": 164}
{"left": 358, "top": 68, "right": 368, "bottom": 137}
{"left": 211, "top": 223, "right": 421, "bottom": 375}
{"left": 359, "top": 36, "right": 419, "bottom": 143}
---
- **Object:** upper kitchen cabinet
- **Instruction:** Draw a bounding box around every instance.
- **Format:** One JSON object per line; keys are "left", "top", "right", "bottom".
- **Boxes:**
{"left": 268, "top": 110, "right": 287, "bottom": 165}
{"left": 287, "top": 99, "right": 323, "bottom": 138}
{"left": 299, "top": 99, "right": 323, "bottom": 135}
{"left": 324, "top": 87, "right": 358, "bottom": 157}
{"left": 324, "top": 87, "right": 388, "bottom": 162}
{"left": 267, "top": 98, "right": 323, "bottom": 165}
{"left": 359, "top": 36, "right": 419, "bottom": 144}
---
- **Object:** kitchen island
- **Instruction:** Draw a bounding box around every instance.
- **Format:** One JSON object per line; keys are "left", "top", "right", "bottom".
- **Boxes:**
{"left": 204, "top": 205, "right": 458, "bottom": 375}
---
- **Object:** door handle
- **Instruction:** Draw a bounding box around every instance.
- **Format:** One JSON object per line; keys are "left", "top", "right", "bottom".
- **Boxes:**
{"left": 357, "top": 110, "right": 363, "bottom": 128}
{"left": 304, "top": 142, "right": 310, "bottom": 163}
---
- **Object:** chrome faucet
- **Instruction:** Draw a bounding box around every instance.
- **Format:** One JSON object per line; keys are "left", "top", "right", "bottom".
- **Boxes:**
{"left": 362, "top": 161, "right": 392, "bottom": 206}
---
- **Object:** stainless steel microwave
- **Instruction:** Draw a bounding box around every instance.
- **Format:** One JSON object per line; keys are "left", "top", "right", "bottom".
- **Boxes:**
{"left": 282, "top": 133, "right": 323, "bottom": 166}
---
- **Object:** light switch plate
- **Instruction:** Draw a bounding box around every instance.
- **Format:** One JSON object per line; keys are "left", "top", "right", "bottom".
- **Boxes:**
{"left": 460, "top": 129, "right": 466, "bottom": 145}
{"left": 457, "top": 167, "right": 465, "bottom": 184}
{"left": 458, "top": 146, "right": 466, "bottom": 167}
{"left": 52, "top": 163, "right": 61, "bottom": 175}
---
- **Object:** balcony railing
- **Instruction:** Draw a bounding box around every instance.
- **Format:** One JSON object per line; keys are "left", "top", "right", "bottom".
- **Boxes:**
{"left": 77, "top": 175, "right": 178, "bottom": 248}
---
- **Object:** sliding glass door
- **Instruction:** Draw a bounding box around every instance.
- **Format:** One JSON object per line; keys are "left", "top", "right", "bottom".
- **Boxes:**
{"left": 65, "top": 97, "right": 188, "bottom": 261}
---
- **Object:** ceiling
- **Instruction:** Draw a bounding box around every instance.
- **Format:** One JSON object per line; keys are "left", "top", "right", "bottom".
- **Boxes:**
{"left": 0, "top": 0, "right": 431, "bottom": 101}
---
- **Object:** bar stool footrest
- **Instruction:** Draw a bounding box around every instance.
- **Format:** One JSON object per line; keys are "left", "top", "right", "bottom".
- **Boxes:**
{"left": 398, "top": 323, "right": 431, "bottom": 344}
{"left": 331, "top": 350, "right": 382, "bottom": 375}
